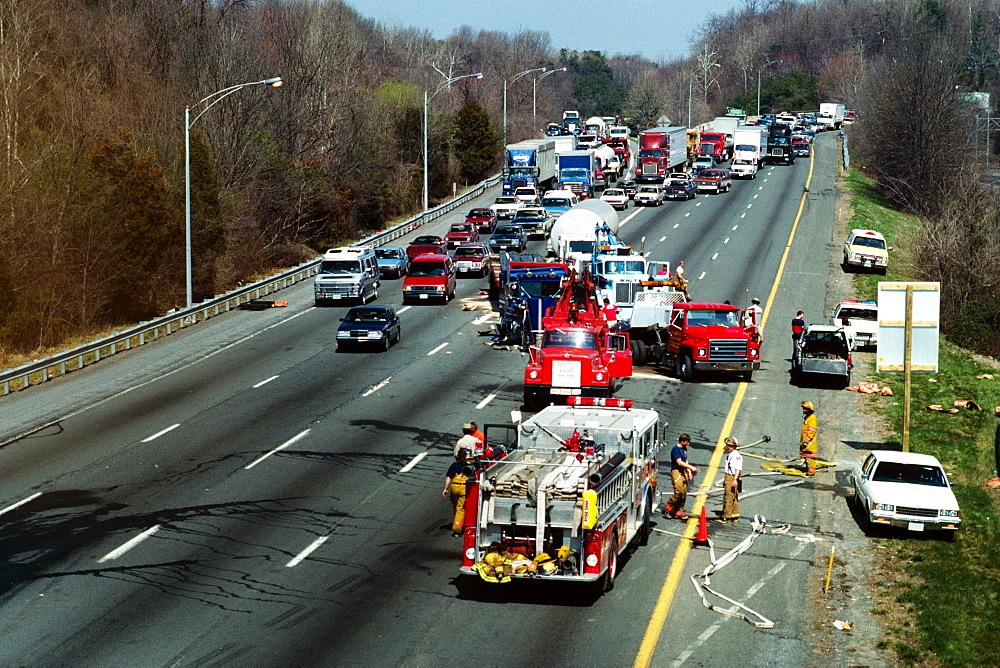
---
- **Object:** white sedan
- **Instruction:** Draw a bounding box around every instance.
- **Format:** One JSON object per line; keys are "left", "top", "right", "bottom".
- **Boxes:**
{"left": 852, "top": 450, "right": 960, "bottom": 539}
{"left": 600, "top": 188, "right": 629, "bottom": 211}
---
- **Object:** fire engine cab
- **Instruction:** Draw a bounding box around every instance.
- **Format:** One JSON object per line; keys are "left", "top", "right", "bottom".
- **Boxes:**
{"left": 460, "top": 397, "right": 661, "bottom": 593}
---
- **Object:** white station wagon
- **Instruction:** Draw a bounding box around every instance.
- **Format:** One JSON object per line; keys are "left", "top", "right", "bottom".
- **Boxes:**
{"left": 853, "top": 450, "right": 961, "bottom": 539}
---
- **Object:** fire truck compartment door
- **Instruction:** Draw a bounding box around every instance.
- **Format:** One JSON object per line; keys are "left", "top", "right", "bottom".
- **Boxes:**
{"left": 551, "top": 360, "right": 582, "bottom": 388}
{"left": 606, "top": 334, "right": 633, "bottom": 377}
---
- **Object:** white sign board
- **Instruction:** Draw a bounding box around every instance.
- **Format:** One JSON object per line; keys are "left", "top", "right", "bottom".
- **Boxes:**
{"left": 876, "top": 282, "right": 940, "bottom": 373}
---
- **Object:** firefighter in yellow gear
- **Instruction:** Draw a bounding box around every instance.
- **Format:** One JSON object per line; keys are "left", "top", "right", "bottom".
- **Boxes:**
{"left": 443, "top": 449, "right": 472, "bottom": 536}
{"left": 800, "top": 401, "right": 818, "bottom": 475}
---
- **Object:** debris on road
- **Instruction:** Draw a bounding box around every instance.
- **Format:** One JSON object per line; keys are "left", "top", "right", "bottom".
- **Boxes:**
{"left": 832, "top": 620, "right": 853, "bottom": 631}
{"left": 953, "top": 399, "right": 982, "bottom": 411}
{"left": 238, "top": 300, "right": 288, "bottom": 310}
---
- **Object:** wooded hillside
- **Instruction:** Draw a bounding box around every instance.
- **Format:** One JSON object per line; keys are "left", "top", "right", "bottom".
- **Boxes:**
{"left": 2, "top": 0, "right": 999, "bottom": 362}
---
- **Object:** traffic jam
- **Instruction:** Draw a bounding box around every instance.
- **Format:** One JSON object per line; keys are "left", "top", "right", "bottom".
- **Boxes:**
{"left": 313, "top": 106, "right": 956, "bottom": 596}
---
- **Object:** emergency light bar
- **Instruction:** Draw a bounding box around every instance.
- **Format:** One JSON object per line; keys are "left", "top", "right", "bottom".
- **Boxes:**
{"left": 567, "top": 396, "right": 633, "bottom": 408}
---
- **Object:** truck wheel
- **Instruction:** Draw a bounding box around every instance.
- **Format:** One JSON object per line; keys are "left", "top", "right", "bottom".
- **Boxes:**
{"left": 680, "top": 354, "right": 696, "bottom": 382}
{"left": 635, "top": 340, "right": 647, "bottom": 365}
{"left": 638, "top": 494, "right": 652, "bottom": 546}
{"left": 601, "top": 534, "right": 618, "bottom": 593}
{"left": 741, "top": 371, "right": 753, "bottom": 382}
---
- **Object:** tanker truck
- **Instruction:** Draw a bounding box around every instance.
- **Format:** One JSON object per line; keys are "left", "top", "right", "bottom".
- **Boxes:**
{"left": 584, "top": 116, "right": 607, "bottom": 139}
{"left": 593, "top": 144, "right": 621, "bottom": 183}
{"left": 546, "top": 199, "right": 620, "bottom": 269}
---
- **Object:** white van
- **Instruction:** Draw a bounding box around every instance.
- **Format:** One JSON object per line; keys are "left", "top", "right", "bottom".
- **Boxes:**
{"left": 314, "top": 247, "right": 380, "bottom": 305}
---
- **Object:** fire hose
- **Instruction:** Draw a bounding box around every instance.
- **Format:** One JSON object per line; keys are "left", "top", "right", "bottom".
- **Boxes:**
{"left": 689, "top": 514, "right": 788, "bottom": 628}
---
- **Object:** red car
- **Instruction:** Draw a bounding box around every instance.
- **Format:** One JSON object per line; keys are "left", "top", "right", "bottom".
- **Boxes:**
{"left": 445, "top": 222, "right": 480, "bottom": 249}
{"left": 406, "top": 235, "right": 447, "bottom": 260}
{"left": 452, "top": 243, "right": 492, "bottom": 278}
{"left": 465, "top": 207, "right": 498, "bottom": 233}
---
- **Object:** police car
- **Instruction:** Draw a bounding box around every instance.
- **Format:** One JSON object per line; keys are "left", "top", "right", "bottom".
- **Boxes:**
{"left": 843, "top": 229, "right": 890, "bottom": 273}
{"left": 832, "top": 300, "right": 878, "bottom": 350}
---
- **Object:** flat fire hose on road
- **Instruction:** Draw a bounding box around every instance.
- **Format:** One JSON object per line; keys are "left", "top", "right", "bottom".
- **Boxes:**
{"left": 740, "top": 450, "right": 837, "bottom": 477}
{"left": 690, "top": 514, "right": 788, "bottom": 628}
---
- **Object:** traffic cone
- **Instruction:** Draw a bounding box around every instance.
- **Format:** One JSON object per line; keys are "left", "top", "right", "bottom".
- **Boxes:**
{"left": 694, "top": 506, "right": 709, "bottom": 545}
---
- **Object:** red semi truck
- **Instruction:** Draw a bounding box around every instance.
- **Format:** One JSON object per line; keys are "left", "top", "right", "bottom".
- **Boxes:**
{"left": 637, "top": 126, "right": 687, "bottom": 183}
{"left": 523, "top": 271, "right": 632, "bottom": 409}
{"left": 698, "top": 131, "right": 733, "bottom": 163}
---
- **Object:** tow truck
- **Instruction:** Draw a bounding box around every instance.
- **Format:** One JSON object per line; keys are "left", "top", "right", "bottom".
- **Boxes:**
{"left": 460, "top": 397, "right": 661, "bottom": 592}
{"left": 493, "top": 253, "right": 571, "bottom": 346}
{"left": 523, "top": 270, "right": 632, "bottom": 409}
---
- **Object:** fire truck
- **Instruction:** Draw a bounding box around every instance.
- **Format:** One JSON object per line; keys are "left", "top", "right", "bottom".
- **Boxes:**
{"left": 523, "top": 271, "right": 632, "bottom": 409}
{"left": 460, "top": 397, "right": 661, "bottom": 592}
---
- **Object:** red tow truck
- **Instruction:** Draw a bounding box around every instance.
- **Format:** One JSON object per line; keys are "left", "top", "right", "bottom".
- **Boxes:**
{"left": 523, "top": 271, "right": 632, "bottom": 409}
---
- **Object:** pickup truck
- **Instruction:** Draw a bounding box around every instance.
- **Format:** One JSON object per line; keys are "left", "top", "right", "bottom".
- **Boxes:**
{"left": 792, "top": 325, "right": 852, "bottom": 387}
{"left": 693, "top": 168, "right": 732, "bottom": 194}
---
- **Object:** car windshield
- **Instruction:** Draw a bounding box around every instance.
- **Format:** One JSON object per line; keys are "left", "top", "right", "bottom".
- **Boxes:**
{"left": 560, "top": 169, "right": 589, "bottom": 178}
{"left": 543, "top": 329, "right": 597, "bottom": 349}
{"left": 346, "top": 309, "right": 388, "bottom": 323}
{"left": 517, "top": 280, "right": 563, "bottom": 298}
{"left": 469, "top": 209, "right": 491, "bottom": 217}
{"left": 666, "top": 180, "right": 688, "bottom": 187}
{"left": 454, "top": 247, "right": 484, "bottom": 257}
{"left": 638, "top": 150, "right": 661, "bottom": 158}
{"left": 852, "top": 236, "right": 886, "bottom": 250}
{"left": 872, "top": 462, "right": 948, "bottom": 487}
{"left": 409, "top": 262, "right": 448, "bottom": 277}
{"left": 413, "top": 236, "right": 440, "bottom": 244}
{"left": 515, "top": 212, "right": 545, "bottom": 221}
{"left": 542, "top": 197, "right": 571, "bottom": 207}
{"left": 495, "top": 197, "right": 517, "bottom": 204}
{"left": 686, "top": 309, "right": 740, "bottom": 327}
{"left": 638, "top": 187, "right": 659, "bottom": 193}
{"left": 374, "top": 249, "right": 401, "bottom": 260}
{"left": 494, "top": 228, "right": 519, "bottom": 236}
{"left": 604, "top": 190, "right": 625, "bottom": 197}
{"left": 601, "top": 260, "right": 646, "bottom": 274}
{"left": 449, "top": 224, "right": 473, "bottom": 233}
{"left": 838, "top": 307, "right": 877, "bottom": 320}
{"left": 320, "top": 260, "right": 361, "bottom": 274}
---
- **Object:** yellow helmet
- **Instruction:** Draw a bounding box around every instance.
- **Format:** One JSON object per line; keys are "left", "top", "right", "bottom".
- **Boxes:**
{"left": 801, "top": 401, "right": 814, "bottom": 410}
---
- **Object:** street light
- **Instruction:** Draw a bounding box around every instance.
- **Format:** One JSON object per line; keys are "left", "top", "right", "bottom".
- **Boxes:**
{"left": 757, "top": 60, "right": 782, "bottom": 117}
{"left": 533, "top": 67, "right": 567, "bottom": 128}
{"left": 423, "top": 72, "right": 484, "bottom": 211}
{"left": 185, "top": 76, "right": 282, "bottom": 309}
{"left": 503, "top": 67, "right": 547, "bottom": 147}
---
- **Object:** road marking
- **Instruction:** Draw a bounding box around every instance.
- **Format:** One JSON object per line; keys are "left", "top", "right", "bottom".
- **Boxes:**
{"left": 286, "top": 535, "right": 330, "bottom": 567}
{"left": 472, "top": 313, "right": 494, "bottom": 325}
{"left": 245, "top": 429, "right": 310, "bottom": 470}
{"left": 0, "top": 493, "right": 42, "bottom": 517}
{"left": 427, "top": 342, "right": 449, "bottom": 356}
{"left": 644, "top": 251, "right": 651, "bottom": 257}
{"left": 711, "top": 253, "right": 718, "bottom": 260}
{"left": 732, "top": 225, "right": 738, "bottom": 230}
{"left": 400, "top": 451, "right": 427, "bottom": 474}
{"left": 631, "top": 370, "right": 681, "bottom": 382}
{"left": 98, "top": 524, "right": 162, "bottom": 563}
{"left": 659, "top": 236, "right": 666, "bottom": 242}
{"left": 673, "top": 223, "right": 680, "bottom": 228}
{"left": 362, "top": 376, "right": 392, "bottom": 397}
{"left": 724, "top": 238, "right": 729, "bottom": 244}
{"left": 695, "top": 202, "right": 702, "bottom": 207}
{"left": 620, "top": 207, "right": 643, "bottom": 227}
{"left": 397, "top": 305, "right": 412, "bottom": 314}
{"left": 634, "top": 145, "right": 818, "bottom": 668}
{"left": 142, "top": 424, "right": 180, "bottom": 443}
{"left": 476, "top": 393, "right": 497, "bottom": 409}
{"left": 753, "top": 193, "right": 759, "bottom": 199}
{"left": 758, "top": 185, "right": 764, "bottom": 190}
{"left": 740, "top": 213, "right": 746, "bottom": 218}
{"left": 698, "top": 272, "right": 706, "bottom": 280}
{"left": 746, "top": 203, "right": 752, "bottom": 209}
{"left": 253, "top": 375, "right": 279, "bottom": 388}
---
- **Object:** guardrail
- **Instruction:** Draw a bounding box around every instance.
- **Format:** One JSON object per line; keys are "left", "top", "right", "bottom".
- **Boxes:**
{"left": 841, "top": 130, "right": 850, "bottom": 170}
{"left": 1, "top": 172, "right": 502, "bottom": 396}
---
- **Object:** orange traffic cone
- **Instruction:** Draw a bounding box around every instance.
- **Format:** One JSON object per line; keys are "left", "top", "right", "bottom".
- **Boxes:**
{"left": 694, "top": 506, "right": 709, "bottom": 545}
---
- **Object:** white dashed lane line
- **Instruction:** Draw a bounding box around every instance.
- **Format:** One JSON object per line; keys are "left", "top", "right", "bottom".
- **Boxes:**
{"left": 253, "top": 375, "right": 279, "bottom": 388}
{"left": 397, "top": 305, "right": 412, "bottom": 314}
{"left": 245, "top": 429, "right": 311, "bottom": 470}
{"left": 732, "top": 225, "right": 738, "bottom": 230}
{"left": 427, "top": 342, "right": 449, "bottom": 356}
{"left": 711, "top": 253, "right": 719, "bottom": 260}
{"left": 698, "top": 272, "right": 706, "bottom": 280}
{"left": 98, "top": 524, "right": 162, "bottom": 563}
{"left": 286, "top": 535, "right": 330, "bottom": 568}
{"left": 362, "top": 376, "right": 392, "bottom": 397}
{"left": 400, "top": 451, "right": 427, "bottom": 474}
{"left": 0, "top": 493, "right": 42, "bottom": 517}
{"left": 142, "top": 424, "right": 180, "bottom": 443}
{"left": 476, "top": 393, "right": 497, "bottom": 409}
{"left": 659, "top": 236, "right": 666, "bottom": 242}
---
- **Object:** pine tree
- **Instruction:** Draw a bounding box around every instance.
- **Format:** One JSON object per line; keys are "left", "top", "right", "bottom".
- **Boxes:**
{"left": 454, "top": 100, "right": 499, "bottom": 184}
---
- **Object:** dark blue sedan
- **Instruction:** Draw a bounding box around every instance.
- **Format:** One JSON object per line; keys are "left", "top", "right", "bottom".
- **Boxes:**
{"left": 662, "top": 178, "right": 697, "bottom": 201}
{"left": 337, "top": 305, "right": 400, "bottom": 351}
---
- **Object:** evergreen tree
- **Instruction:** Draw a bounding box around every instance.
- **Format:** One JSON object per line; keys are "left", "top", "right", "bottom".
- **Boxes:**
{"left": 453, "top": 100, "right": 499, "bottom": 184}
{"left": 189, "top": 129, "right": 225, "bottom": 300}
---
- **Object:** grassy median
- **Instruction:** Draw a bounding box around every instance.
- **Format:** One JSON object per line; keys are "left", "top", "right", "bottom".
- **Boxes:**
{"left": 844, "top": 171, "right": 1000, "bottom": 665}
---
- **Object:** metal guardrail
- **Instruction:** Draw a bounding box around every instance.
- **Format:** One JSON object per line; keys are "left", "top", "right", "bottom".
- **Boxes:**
{"left": 1, "top": 172, "right": 502, "bottom": 396}
{"left": 841, "top": 130, "right": 850, "bottom": 170}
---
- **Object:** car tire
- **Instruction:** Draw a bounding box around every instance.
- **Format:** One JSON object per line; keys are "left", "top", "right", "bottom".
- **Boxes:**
{"left": 680, "top": 354, "right": 696, "bottom": 382}
{"left": 383, "top": 336, "right": 391, "bottom": 352}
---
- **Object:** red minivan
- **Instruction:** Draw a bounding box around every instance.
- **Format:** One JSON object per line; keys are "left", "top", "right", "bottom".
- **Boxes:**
{"left": 402, "top": 254, "right": 457, "bottom": 304}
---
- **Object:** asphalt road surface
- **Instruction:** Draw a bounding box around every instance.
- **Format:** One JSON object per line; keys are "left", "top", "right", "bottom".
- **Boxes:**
{"left": 0, "top": 133, "right": 840, "bottom": 666}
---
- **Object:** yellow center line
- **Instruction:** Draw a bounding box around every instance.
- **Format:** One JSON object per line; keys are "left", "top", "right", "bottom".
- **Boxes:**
{"left": 634, "top": 148, "right": 818, "bottom": 668}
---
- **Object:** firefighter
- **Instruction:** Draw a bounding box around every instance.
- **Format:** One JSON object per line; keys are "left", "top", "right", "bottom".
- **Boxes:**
{"left": 800, "top": 401, "right": 818, "bottom": 475}
{"left": 443, "top": 449, "right": 473, "bottom": 537}
{"left": 662, "top": 433, "right": 698, "bottom": 519}
{"left": 601, "top": 297, "right": 619, "bottom": 327}
{"left": 719, "top": 436, "right": 742, "bottom": 522}
{"left": 454, "top": 423, "right": 482, "bottom": 459}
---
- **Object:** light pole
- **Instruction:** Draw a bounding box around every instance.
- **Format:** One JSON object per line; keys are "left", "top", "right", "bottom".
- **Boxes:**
{"left": 503, "top": 67, "right": 546, "bottom": 147}
{"left": 756, "top": 60, "right": 782, "bottom": 118}
{"left": 533, "top": 67, "right": 567, "bottom": 128}
{"left": 185, "top": 76, "right": 282, "bottom": 309}
{"left": 423, "top": 72, "right": 483, "bottom": 211}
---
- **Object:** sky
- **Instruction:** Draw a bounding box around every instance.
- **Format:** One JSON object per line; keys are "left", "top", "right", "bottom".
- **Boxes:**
{"left": 344, "top": 0, "right": 747, "bottom": 63}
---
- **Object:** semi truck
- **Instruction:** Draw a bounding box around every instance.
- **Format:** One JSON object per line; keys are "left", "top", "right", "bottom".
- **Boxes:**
{"left": 817, "top": 103, "right": 845, "bottom": 131}
{"left": 637, "top": 126, "right": 688, "bottom": 183}
{"left": 698, "top": 130, "right": 733, "bottom": 163}
{"left": 593, "top": 144, "right": 621, "bottom": 182}
{"left": 547, "top": 199, "right": 619, "bottom": 267}
{"left": 584, "top": 116, "right": 607, "bottom": 139}
{"left": 459, "top": 398, "right": 661, "bottom": 592}
{"left": 503, "top": 139, "right": 557, "bottom": 195}
{"left": 494, "top": 252, "right": 571, "bottom": 347}
{"left": 557, "top": 149, "right": 598, "bottom": 198}
{"left": 765, "top": 123, "right": 794, "bottom": 165}
{"left": 733, "top": 125, "right": 768, "bottom": 165}
{"left": 712, "top": 116, "right": 741, "bottom": 140}
{"left": 562, "top": 110, "right": 581, "bottom": 134}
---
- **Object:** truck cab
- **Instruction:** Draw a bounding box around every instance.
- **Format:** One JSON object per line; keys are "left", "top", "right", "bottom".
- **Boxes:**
{"left": 663, "top": 302, "right": 760, "bottom": 382}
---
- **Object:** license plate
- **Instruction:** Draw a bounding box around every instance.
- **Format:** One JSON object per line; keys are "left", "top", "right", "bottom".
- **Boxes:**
{"left": 908, "top": 522, "right": 924, "bottom": 532}
{"left": 458, "top": 268, "right": 469, "bottom": 272}
{"left": 419, "top": 294, "right": 428, "bottom": 299}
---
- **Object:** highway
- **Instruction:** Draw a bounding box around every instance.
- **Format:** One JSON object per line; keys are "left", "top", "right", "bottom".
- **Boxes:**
{"left": 0, "top": 133, "right": 840, "bottom": 665}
